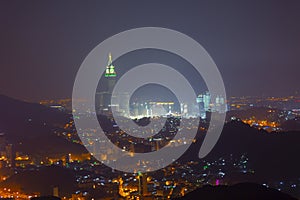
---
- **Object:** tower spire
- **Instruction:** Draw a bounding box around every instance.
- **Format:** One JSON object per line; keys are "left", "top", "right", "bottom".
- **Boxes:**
{"left": 105, "top": 53, "right": 117, "bottom": 77}
{"left": 108, "top": 52, "right": 112, "bottom": 66}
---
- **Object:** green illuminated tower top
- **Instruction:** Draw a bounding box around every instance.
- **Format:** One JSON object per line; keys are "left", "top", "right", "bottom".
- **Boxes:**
{"left": 105, "top": 53, "right": 117, "bottom": 77}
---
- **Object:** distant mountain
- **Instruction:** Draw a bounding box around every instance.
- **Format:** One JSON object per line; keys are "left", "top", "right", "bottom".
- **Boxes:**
{"left": 0, "top": 94, "right": 87, "bottom": 157}
{"left": 175, "top": 183, "right": 297, "bottom": 200}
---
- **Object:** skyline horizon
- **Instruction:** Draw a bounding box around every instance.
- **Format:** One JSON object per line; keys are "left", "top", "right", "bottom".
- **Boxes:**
{"left": 0, "top": 1, "right": 300, "bottom": 199}
{"left": 2, "top": 91, "right": 300, "bottom": 104}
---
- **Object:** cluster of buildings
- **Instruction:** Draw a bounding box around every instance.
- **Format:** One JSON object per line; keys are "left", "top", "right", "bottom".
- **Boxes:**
{"left": 62, "top": 153, "right": 253, "bottom": 200}
{"left": 31, "top": 53, "right": 300, "bottom": 199}
{"left": 94, "top": 53, "right": 227, "bottom": 120}
{"left": 0, "top": 133, "right": 14, "bottom": 170}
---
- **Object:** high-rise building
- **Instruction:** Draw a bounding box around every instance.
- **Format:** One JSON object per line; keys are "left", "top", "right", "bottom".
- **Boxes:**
{"left": 197, "top": 91, "right": 227, "bottom": 118}
{"left": 197, "top": 91, "right": 211, "bottom": 119}
{"left": 96, "top": 53, "right": 117, "bottom": 114}
{"left": 5, "top": 144, "right": 14, "bottom": 168}
{"left": 112, "top": 92, "right": 130, "bottom": 117}
{"left": 180, "top": 103, "right": 188, "bottom": 117}
{"left": 203, "top": 91, "right": 211, "bottom": 112}
{"left": 104, "top": 53, "right": 117, "bottom": 93}
{"left": 53, "top": 186, "right": 59, "bottom": 197}
{"left": 105, "top": 53, "right": 116, "bottom": 78}
{"left": 138, "top": 172, "right": 149, "bottom": 197}
{"left": 214, "top": 95, "right": 227, "bottom": 113}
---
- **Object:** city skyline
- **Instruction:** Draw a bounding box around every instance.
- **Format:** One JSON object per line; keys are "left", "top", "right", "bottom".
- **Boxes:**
{"left": 1, "top": 1, "right": 300, "bottom": 199}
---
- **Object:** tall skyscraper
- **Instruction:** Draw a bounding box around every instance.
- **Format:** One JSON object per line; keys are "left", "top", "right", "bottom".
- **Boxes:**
{"left": 104, "top": 53, "right": 117, "bottom": 90}
{"left": 197, "top": 91, "right": 211, "bottom": 119}
{"left": 96, "top": 53, "right": 117, "bottom": 114}
{"left": 214, "top": 95, "right": 227, "bottom": 113}
{"left": 197, "top": 91, "right": 227, "bottom": 118}
{"left": 5, "top": 144, "right": 14, "bottom": 168}
{"left": 203, "top": 91, "right": 211, "bottom": 112}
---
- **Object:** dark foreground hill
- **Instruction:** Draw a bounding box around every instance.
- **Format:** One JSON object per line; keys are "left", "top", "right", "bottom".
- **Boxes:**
{"left": 179, "top": 119, "right": 300, "bottom": 182}
{"left": 0, "top": 165, "right": 77, "bottom": 197}
{"left": 175, "top": 183, "right": 297, "bottom": 200}
{"left": 0, "top": 94, "right": 87, "bottom": 157}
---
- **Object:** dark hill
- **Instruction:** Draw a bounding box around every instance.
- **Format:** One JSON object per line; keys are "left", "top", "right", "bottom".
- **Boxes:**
{"left": 0, "top": 94, "right": 68, "bottom": 140}
{"left": 179, "top": 120, "right": 300, "bottom": 182}
{"left": 226, "top": 107, "right": 282, "bottom": 122}
{"left": 175, "top": 183, "right": 297, "bottom": 200}
{"left": 208, "top": 120, "right": 300, "bottom": 180}
{"left": 31, "top": 196, "right": 61, "bottom": 200}
{"left": 0, "top": 165, "right": 77, "bottom": 197}
{"left": 0, "top": 95, "right": 86, "bottom": 157}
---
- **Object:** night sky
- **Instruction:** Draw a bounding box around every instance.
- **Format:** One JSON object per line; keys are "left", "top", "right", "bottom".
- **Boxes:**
{"left": 1, "top": 0, "right": 300, "bottom": 102}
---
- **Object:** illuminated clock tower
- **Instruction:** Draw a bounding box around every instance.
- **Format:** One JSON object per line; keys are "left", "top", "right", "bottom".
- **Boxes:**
{"left": 105, "top": 53, "right": 116, "bottom": 77}
{"left": 105, "top": 53, "right": 117, "bottom": 92}
{"left": 96, "top": 53, "right": 117, "bottom": 114}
